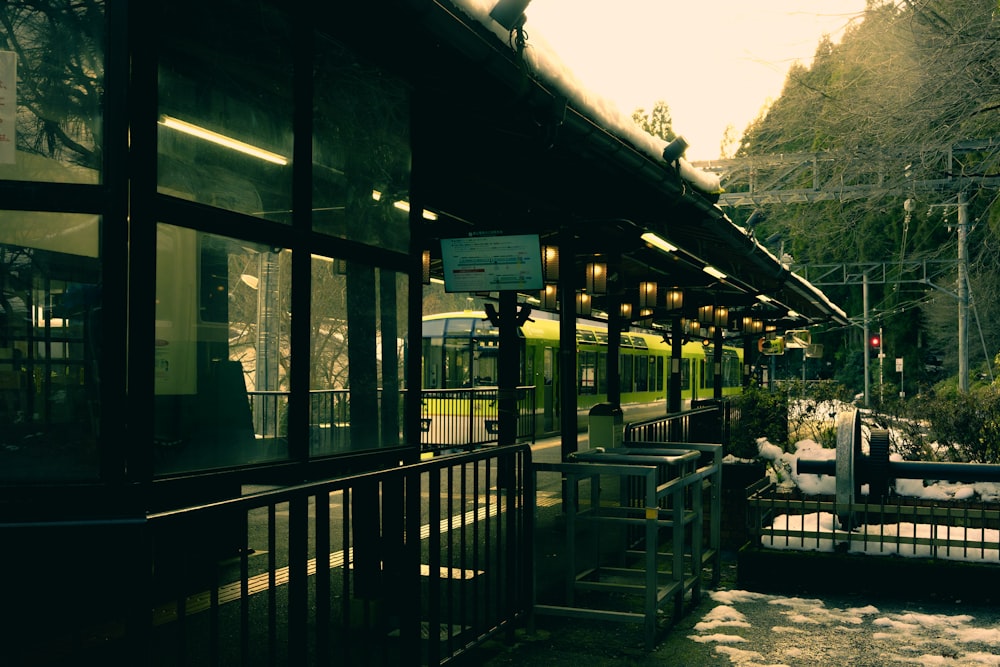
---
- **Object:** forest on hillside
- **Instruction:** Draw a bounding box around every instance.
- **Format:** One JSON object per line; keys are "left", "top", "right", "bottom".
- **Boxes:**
{"left": 716, "top": 0, "right": 1000, "bottom": 400}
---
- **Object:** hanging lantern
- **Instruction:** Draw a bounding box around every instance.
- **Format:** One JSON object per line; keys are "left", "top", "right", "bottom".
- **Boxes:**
{"left": 575, "top": 291, "right": 592, "bottom": 316}
{"left": 541, "top": 283, "right": 558, "bottom": 310}
{"left": 584, "top": 261, "right": 607, "bottom": 294}
{"left": 665, "top": 288, "right": 683, "bottom": 311}
{"left": 542, "top": 245, "right": 560, "bottom": 281}
{"left": 638, "top": 281, "right": 657, "bottom": 309}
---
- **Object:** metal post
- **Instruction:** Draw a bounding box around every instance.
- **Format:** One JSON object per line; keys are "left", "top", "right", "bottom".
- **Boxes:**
{"left": 957, "top": 191, "right": 969, "bottom": 393}
{"left": 879, "top": 324, "right": 884, "bottom": 405}
{"left": 863, "top": 273, "right": 870, "bottom": 407}
{"left": 668, "top": 314, "right": 683, "bottom": 413}
{"left": 497, "top": 289, "right": 518, "bottom": 446}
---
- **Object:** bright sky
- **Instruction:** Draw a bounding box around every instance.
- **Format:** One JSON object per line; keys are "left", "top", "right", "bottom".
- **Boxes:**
{"left": 522, "top": 1, "right": 870, "bottom": 161}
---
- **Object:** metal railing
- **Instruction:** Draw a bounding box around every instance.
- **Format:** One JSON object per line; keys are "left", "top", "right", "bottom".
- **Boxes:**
{"left": 748, "top": 483, "right": 1000, "bottom": 563}
{"left": 419, "top": 387, "right": 536, "bottom": 451}
{"left": 246, "top": 388, "right": 536, "bottom": 452}
{"left": 623, "top": 399, "right": 740, "bottom": 448}
{"left": 140, "top": 444, "right": 533, "bottom": 666}
{"left": 532, "top": 441, "right": 723, "bottom": 650}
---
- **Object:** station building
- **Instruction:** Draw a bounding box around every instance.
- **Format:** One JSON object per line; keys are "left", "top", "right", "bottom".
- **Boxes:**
{"left": 0, "top": 1, "right": 846, "bottom": 663}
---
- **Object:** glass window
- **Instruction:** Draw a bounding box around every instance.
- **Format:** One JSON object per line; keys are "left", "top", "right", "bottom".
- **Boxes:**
{"left": 312, "top": 32, "right": 411, "bottom": 251}
{"left": 157, "top": 1, "right": 293, "bottom": 222}
{"left": 0, "top": 211, "right": 101, "bottom": 481}
{"left": 0, "top": 2, "right": 103, "bottom": 184}
{"left": 578, "top": 350, "right": 596, "bottom": 395}
{"left": 635, "top": 354, "right": 649, "bottom": 392}
{"left": 621, "top": 353, "right": 634, "bottom": 393}
{"left": 596, "top": 351, "right": 607, "bottom": 395}
{"left": 310, "top": 257, "right": 407, "bottom": 455}
{"left": 722, "top": 349, "right": 742, "bottom": 388}
{"left": 154, "top": 225, "right": 289, "bottom": 475}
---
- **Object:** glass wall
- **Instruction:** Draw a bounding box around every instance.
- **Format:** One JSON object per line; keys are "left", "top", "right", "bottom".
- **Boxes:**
{"left": 156, "top": 1, "right": 293, "bottom": 222}
{"left": 0, "top": 211, "right": 102, "bottom": 481}
{"left": 153, "top": 225, "right": 290, "bottom": 475}
{"left": 309, "top": 257, "right": 408, "bottom": 456}
{"left": 0, "top": 2, "right": 104, "bottom": 184}
{"left": 0, "top": 1, "right": 420, "bottom": 485}
{"left": 313, "top": 31, "right": 411, "bottom": 251}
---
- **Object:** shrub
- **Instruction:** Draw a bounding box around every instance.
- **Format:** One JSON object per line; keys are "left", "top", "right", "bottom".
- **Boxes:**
{"left": 908, "top": 383, "right": 1000, "bottom": 463}
{"left": 731, "top": 381, "right": 788, "bottom": 459}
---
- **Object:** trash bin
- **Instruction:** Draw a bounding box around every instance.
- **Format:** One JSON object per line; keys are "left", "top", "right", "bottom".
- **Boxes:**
{"left": 588, "top": 402, "right": 623, "bottom": 449}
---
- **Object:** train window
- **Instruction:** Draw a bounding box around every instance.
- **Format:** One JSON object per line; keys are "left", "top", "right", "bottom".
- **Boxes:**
{"left": 474, "top": 319, "right": 497, "bottom": 337}
{"left": 594, "top": 331, "right": 608, "bottom": 345}
{"left": 578, "top": 350, "right": 597, "bottom": 395}
{"left": 620, "top": 334, "right": 633, "bottom": 348}
{"left": 620, "top": 353, "right": 633, "bottom": 393}
{"left": 576, "top": 329, "right": 597, "bottom": 344}
{"left": 422, "top": 319, "right": 445, "bottom": 337}
{"left": 473, "top": 340, "right": 499, "bottom": 386}
{"left": 154, "top": 226, "right": 291, "bottom": 474}
{"left": 445, "top": 318, "right": 476, "bottom": 337}
{"left": 158, "top": 1, "right": 293, "bottom": 224}
{"left": 680, "top": 359, "right": 691, "bottom": 390}
{"left": 632, "top": 337, "right": 648, "bottom": 350}
{"left": 722, "top": 349, "right": 742, "bottom": 388}
{"left": 597, "top": 351, "right": 608, "bottom": 395}
{"left": 634, "top": 354, "right": 649, "bottom": 391}
{"left": 655, "top": 356, "right": 664, "bottom": 392}
{"left": 0, "top": 211, "right": 101, "bottom": 482}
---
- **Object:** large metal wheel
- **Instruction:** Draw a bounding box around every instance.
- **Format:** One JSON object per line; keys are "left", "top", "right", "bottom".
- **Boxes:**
{"left": 835, "top": 410, "right": 862, "bottom": 530}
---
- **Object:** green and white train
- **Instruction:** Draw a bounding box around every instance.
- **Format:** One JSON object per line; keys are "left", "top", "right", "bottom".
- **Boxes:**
{"left": 421, "top": 311, "right": 743, "bottom": 438}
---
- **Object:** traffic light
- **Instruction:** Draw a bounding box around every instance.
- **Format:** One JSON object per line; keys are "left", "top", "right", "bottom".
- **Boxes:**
{"left": 869, "top": 334, "right": 882, "bottom": 357}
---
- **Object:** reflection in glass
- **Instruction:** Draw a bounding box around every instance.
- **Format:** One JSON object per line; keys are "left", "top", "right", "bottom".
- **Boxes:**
{"left": 154, "top": 225, "right": 290, "bottom": 474}
{"left": 313, "top": 32, "right": 411, "bottom": 251}
{"left": 310, "top": 256, "right": 408, "bottom": 456}
{"left": 0, "top": 211, "right": 102, "bottom": 481}
{"left": 156, "top": 0, "right": 293, "bottom": 222}
{"left": 0, "top": 2, "right": 104, "bottom": 184}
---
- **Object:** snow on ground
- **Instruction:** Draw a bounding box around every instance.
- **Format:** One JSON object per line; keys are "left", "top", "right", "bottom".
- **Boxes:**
{"left": 689, "top": 589, "right": 1000, "bottom": 666}
{"left": 745, "top": 401, "right": 1000, "bottom": 565}
{"left": 690, "top": 400, "right": 1000, "bottom": 665}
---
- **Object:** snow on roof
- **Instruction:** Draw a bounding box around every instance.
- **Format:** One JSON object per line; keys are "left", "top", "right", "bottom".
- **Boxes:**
{"left": 448, "top": 1, "right": 847, "bottom": 324}
{"left": 450, "top": 0, "right": 723, "bottom": 195}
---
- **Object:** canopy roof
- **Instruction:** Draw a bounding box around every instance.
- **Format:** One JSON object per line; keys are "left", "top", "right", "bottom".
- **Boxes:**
{"left": 337, "top": 1, "right": 848, "bottom": 330}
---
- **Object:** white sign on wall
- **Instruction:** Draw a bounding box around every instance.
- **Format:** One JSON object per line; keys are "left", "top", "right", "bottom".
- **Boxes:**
{"left": 0, "top": 51, "right": 14, "bottom": 164}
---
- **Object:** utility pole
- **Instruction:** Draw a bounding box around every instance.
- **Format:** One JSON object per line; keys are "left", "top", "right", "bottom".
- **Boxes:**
{"left": 693, "top": 144, "right": 989, "bottom": 395}
{"left": 863, "top": 273, "right": 870, "bottom": 408}
{"left": 957, "top": 191, "right": 969, "bottom": 393}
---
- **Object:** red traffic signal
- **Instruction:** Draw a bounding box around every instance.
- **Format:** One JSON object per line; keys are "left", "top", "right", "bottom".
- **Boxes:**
{"left": 869, "top": 335, "right": 881, "bottom": 348}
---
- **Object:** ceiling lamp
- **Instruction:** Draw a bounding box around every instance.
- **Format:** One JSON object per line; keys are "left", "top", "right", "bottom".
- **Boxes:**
{"left": 641, "top": 232, "right": 678, "bottom": 254}
{"left": 159, "top": 115, "right": 288, "bottom": 165}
